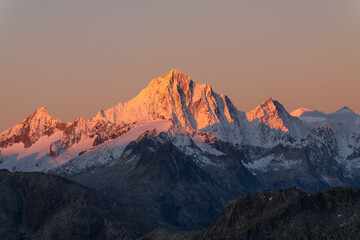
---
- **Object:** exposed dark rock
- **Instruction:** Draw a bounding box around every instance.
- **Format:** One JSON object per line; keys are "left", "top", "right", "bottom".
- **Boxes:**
{"left": 142, "top": 187, "right": 360, "bottom": 240}
{"left": 211, "top": 139, "right": 357, "bottom": 193}
{"left": 91, "top": 122, "right": 134, "bottom": 147}
{"left": 0, "top": 170, "right": 145, "bottom": 240}
{"left": 67, "top": 136, "right": 261, "bottom": 231}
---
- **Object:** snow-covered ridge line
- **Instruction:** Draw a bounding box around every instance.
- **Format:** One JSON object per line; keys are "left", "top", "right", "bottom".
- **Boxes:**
{"left": 0, "top": 69, "right": 360, "bottom": 173}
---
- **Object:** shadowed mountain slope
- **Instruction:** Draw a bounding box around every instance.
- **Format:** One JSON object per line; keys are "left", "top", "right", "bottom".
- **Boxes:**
{"left": 0, "top": 170, "right": 145, "bottom": 240}
{"left": 143, "top": 187, "right": 360, "bottom": 240}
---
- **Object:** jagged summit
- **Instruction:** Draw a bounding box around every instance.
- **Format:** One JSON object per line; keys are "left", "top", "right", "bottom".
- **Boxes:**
{"left": 246, "top": 97, "right": 290, "bottom": 132}
{"left": 1, "top": 70, "right": 360, "bottom": 179}
{"left": 245, "top": 97, "right": 308, "bottom": 141}
{"left": 164, "top": 69, "right": 191, "bottom": 81}
{"left": 264, "top": 97, "right": 275, "bottom": 104}
{"left": 0, "top": 71, "right": 308, "bottom": 154}
{"left": 34, "top": 106, "right": 48, "bottom": 113}
{"left": 145, "top": 69, "right": 195, "bottom": 97}
{"left": 331, "top": 106, "right": 358, "bottom": 116}
{"left": 248, "top": 98, "right": 287, "bottom": 114}
{"left": 27, "top": 107, "right": 53, "bottom": 121}
{"left": 152, "top": 69, "right": 193, "bottom": 89}
{"left": 0, "top": 107, "right": 64, "bottom": 149}
{"left": 92, "top": 70, "right": 234, "bottom": 131}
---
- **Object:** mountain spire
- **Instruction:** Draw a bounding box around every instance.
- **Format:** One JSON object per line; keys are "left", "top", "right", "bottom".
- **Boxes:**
{"left": 246, "top": 98, "right": 290, "bottom": 132}
{"left": 161, "top": 69, "right": 192, "bottom": 85}
{"left": 31, "top": 107, "right": 52, "bottom": 118}
{"left": 330, "top": 106, "right": 358, "bottom": 117}
{"left": 90, "top": 70, "right": 238, "bottom": 131}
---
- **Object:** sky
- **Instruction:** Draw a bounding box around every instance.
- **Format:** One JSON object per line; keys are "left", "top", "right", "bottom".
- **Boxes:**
{"left": 1, "top": 0, "right": 359, "bottom": 132}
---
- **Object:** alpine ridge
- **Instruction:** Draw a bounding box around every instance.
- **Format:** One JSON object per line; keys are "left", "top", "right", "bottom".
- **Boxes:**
{"left": 0, "top": 69, "right": 246, "bottom": 171}
{"left": 0, "top": 70, "right": 359, "bottom": 173}
{"left": 1, "top": 70, "right": 360, "bottom": 231}
{"left": 93, "top": 69, "right": 241, "bottom": 132}
{"left": 245, "top": 97, "right": 308, "bottom": 145}
{"left": 0, "top": 107, "right": 65, "bottom": 149}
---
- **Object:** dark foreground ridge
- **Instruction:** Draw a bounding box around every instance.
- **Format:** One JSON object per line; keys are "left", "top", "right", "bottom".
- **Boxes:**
{"left": 142, "top": 187, "right": 360, "bottom": 240}
{"left": 1, "top": 169, "right": 360, "bottom": 240}
{"left": 0, "top": 170, "right": 145, "bottom": 240}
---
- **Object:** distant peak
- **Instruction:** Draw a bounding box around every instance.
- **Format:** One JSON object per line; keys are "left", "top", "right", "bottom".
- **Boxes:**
{"left": 260, "top": 97, "right": 281, "bottom": 109}
{"left": 264, "top": 97, "right": 274, "bottom": 103}
{"left": 169, "top": 69, "right": 185, "bottom": 75}
{"left": 162, "top": 69, "right": 191, "bottom": 83}
{"left": 32, "top": 107, "right": 52, "bottom": 118}
{"left": 335, "top": 106, "right": 353, "bottom": 113}
{"left": 246, "top": 97, "right": 292, "bottom": 132}
{"left": 248, "top": 97, "right": 287, "bottom": 117}
{"left": 35, "top": 106, "right": 47, "bottom": 113}
{"left": 260, "top": 97, "right": 278, "bottom": 107}
{"left": 339, "top": 106, "right": 350, "bottom": 111}
{"left": 332, "top": 106, "right": 357, "bottom": 116}
{"left": 18, "top": 107, "right": 55, "bottom": 125}
{"left": 169, "top": 69, "right": 182, "bottom": 75}
{"left": 290, "top": 108, "right": 312, "bottom": 117}
{"left": 142, "top": 70, "right": 193, "bottom": 94}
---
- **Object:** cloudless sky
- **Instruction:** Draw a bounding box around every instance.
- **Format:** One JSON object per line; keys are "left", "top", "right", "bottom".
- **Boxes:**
{"left": 1, "top": 0, "right": 360, "bottom": 132}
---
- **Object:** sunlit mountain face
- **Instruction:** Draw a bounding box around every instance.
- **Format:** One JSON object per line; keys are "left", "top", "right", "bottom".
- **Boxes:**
{"left": 0, "top": 69, "right": 297, "bottom": 171}
{"left": 2, "top": 70, "right": 359, "bottom": 172}
{"left": 1, "top": 70, "right": 360, "bottom": 233}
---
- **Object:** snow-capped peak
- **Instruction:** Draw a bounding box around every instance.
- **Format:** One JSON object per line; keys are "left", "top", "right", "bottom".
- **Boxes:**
{"left": 2, "top": 69, "right": 360, "bottom": 179}
{"left": 245, "top": 98, "right": 309, "bottom": 143}
{"left": 34, "top": 106, "right": 49, "bottom": 114}
{"left": 330, "top": 106, "right": 358, "bottom": 117}
{"left": 290, "top": 108, "right": 313, "bottom": 117}
{"left": 0, "top": 107, "right": 64, "bottom": 149}
{"left": 90, "top": 69, "right": 238, "bottom": 132}
{"left": 164, "top": 69, "right": 192, "bottom": 83}
{"left": 246, "top": 97, "right": 290, "bottom": 132}
{"left": 25, "top": 107, "right": 54, "bottom": 123}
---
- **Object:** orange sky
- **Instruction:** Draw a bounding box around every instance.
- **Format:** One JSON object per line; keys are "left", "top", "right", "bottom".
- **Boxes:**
{"left": 1, "top": 0, "right": 359, "bottom": 132}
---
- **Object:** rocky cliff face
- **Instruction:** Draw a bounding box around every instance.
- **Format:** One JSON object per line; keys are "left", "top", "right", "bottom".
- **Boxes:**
{"left": 0, "top": 108, "right": 137, "bottom": 171}
{"left": 142, "top": 187, "right": 360, "bottom": 240}
{"left": 0, "top": 107, "right": 65, "bottom": 149}
{"left": 58, "top": 133, "right": 261, "bottom": 231}
{"left": 245, "top": 97, "right": 308, "bottom": 145}
{"left": 94, "top": 70, "right": 239, "bottom": 130}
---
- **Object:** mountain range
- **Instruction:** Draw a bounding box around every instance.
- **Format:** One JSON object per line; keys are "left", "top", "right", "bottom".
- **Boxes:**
{"left": 1, "top": 69, "right": 360, "bottom": 231}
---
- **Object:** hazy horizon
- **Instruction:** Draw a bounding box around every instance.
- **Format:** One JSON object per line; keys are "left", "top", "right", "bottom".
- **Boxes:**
{"left": 1, "top": 0, "right": 359, "bottom": 132}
